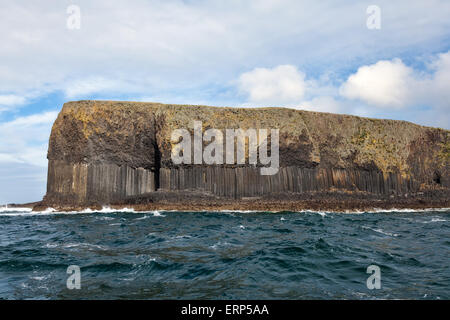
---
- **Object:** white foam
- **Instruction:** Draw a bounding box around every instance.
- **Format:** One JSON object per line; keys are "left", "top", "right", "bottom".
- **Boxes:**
{"left": 421, "top": 217, "right": 447, "bottom": 224}
{"left": 43, "top": 243, "right": 58, "bottom": 248}
{"left": 134, "top": 211, "right": 166, "bottom": 219}
{"left": 219, "top": 210, "right": 264, "bottom": 213}
{"left": 362, "top": 226, "right": 399, "bottom": 237}
{"left": 172, "top": 235, "right": 192, "bottom": 239}
{"left": 135, "top": 215, "right": 150, "bottom": 220}
{"left": 42, "top": 242, "right": 108, "bottom": 251}
{"left": 152, "top": 210, "right": 166, "bottom": 217}
{"left": 0, "top": 206, "right": 169, "bottom": 216}
{"left": 80, "top": 206, "right": 136, "bottom": 213}
{"left": 211, "top": 208, "right": 449, "bottom": 214}
{"left": 365, "top": 208, "right": 450, "bottom": 213}
{"left": 97, "top": 216, "right": 115, "bottom": 221}
{"left": 0, "top": 207, "right": 58, "bottom": 216}
{"left": 210, "top": 241, "right": 233, "bottom": 250}
{"left": 302, "top": 210, "right": 329, "bottom": 217}
{"left": 332, "top": 208, "right": 450, "bottom": 214}
{"left": 0, "top": 206, "right": 32, "bottom": 213}
{"left": 2, "top": 205, "right": 448, "bottom": 217}
{"left": 63, "top": 242, "right": 107, "bottom": 250}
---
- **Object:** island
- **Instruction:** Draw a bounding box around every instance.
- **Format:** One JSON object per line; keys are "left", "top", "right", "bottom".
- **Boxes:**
{"left": 34, "top": 100, "right": 449, "bottom": 212}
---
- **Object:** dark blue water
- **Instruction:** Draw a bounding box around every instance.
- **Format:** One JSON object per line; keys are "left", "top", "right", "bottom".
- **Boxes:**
{"left": 0, "top": 207, "right": 449, "bottom": 299}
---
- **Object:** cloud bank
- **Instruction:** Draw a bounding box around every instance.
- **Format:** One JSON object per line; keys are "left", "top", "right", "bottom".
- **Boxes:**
{"left": 237, "top": 51, "right": 450, "bottom": 128}
{"left": 238, "top": 65, "right": 306, "bottom": 106}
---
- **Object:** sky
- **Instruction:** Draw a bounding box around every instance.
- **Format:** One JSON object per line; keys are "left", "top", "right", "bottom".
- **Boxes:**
{"left": 0, "top": 0, "right": 449, "bottom": 204}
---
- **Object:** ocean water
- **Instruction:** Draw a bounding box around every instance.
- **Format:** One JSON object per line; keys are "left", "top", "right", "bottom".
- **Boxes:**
{"left": 0, "top": 207, "right": 449, "bottom": 300}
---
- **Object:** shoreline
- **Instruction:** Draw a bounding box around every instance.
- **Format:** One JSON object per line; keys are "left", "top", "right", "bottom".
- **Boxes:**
{"left": 5, "top": 190, "right": 448, "bottom": 213}
{"left": 30, "top": 205, "right": 450, "bottom": 214}
{"left": 3, "top": 203, "right": 449, "bottom": 214}
{"left": 32, "top": 190, "right": 450, "bottom": 213}
{"left": 32, "top": 199, "right": 450, "bottom": 213}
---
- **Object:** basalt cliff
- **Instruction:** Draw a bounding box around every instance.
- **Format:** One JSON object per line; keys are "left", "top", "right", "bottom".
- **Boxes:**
{"left": 35, "top": 100, "right": 450, "bottom": 211}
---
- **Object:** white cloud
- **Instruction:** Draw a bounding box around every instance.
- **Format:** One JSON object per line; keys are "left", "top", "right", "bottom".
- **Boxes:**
{"left": 236, "top": 53, "right": 450, "bottom": 129}
{"left": 338, "top": 52, "right": 450, "bottom": 128}
{"left": 0, "top": 94, "right": 26, "bottom": 106}
{"left": 297, "top": 96, "right": 343, "bottom": 114}
{"left": 4, "top": 111, "right": 58, "bottom": 127}
{"left": 0, "top": 94, "right": 27, "bottom": 112}
{"left": 0, "top": 111, "right": 58, "bottom": 167}
{"left": 238, "top": 65, "right": 306, "bottom": 106}
{"left": 63, "top": 77, "right": 136, "bottom": 99}
{"left": 339, "top": 59, "right": 414, "bottom": 108}
{"left": 424, "top": 51, "right": 450, "bottom": 108}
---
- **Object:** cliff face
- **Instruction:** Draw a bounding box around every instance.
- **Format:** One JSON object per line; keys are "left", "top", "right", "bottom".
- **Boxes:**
{"left": 42, "top": 100, "right": 449, "bottom": 209}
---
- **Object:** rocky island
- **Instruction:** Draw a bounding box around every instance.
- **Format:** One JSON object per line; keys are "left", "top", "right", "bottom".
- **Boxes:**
{"left": 34, "top": 100, "right": 449, "bottom": 212}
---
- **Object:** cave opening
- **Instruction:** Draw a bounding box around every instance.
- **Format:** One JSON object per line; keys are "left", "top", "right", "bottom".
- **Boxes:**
{"left": 432, "top": 171, "right": 441, "bottom": 185}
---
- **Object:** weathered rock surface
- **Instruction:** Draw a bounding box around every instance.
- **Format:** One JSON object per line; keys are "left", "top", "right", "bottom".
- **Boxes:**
{"left": 37, "top": 100, "right": 450, "bottom": 211}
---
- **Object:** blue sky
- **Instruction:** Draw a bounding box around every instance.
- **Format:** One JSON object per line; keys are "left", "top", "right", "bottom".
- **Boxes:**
{"left": 0, "top": 0, "right": 449, "bottom": 204}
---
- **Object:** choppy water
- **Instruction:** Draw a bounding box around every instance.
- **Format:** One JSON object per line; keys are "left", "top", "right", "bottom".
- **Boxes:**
{"left": 0, "top": 207, "right": 449, "bottom": 299}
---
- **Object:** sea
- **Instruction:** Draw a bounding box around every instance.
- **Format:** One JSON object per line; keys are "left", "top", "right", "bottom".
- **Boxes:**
{"left": 0, "top": 207, "right": 449, "bottom": 300}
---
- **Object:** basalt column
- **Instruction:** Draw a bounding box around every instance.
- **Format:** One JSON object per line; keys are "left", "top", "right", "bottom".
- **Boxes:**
{"left": 44, "top": 101, "right": 159, "bottom": 205}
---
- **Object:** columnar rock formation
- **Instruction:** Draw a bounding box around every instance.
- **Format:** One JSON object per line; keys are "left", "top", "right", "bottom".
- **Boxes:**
{"left": 41, "top": 100, "right": 449, "bottom": 209}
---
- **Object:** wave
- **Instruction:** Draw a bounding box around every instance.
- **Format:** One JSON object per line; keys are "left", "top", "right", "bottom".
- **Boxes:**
{"left": 362, "top": 226, "right": 399, "bottom": 237}
{"left": 152, "top": 210, "right": 165, "bottom": 217}
{"left": 84, "top": 207, "right": 165, "bottom": 216}
{"left": 0, "top": 206, "right": 166, "bottom": 217}
{"left": 171, "top": 235, "right": 192, "bottom": 239}
{"left": 430, "top": 217, "right": 447, "bottom": 222}
{"left": 79, "top": 206, "right": 136, "bottom": 213}
{"left": 302, "top": 210, "right": 329, "bottom": 217}
{"left": 219, "top": 210, "right": 269, "bottom": 213}
{"left": 357, "top": 208, "right": 450, "bottom": 213}
{"left": 191, "top": 208, "right": 449, "bottom": 215}
{"left": 164, "top": 208, "right": 450, "bottom": 215}
{"left": 135, "top": 215, "right": 150, "bottom": 220}
{"left": 420, "top": 217, "right": 448, "bottom": 224}
{"left": 135, "top": 211, "right": 166, "bottom": 219}
{"left": 43, "top": 242, "right": 108, "bottom": 250}
{"left": 209, "top": 241, "right": 242, "bottom": 250}
{"left": 0, "top": 207, "right": 57, "bottom": 216}
{"left": 0, "top": 206, "right": 32, "bottom": 213}
{"left": 2, "top": 205, "right": 448, "bottom": 217}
